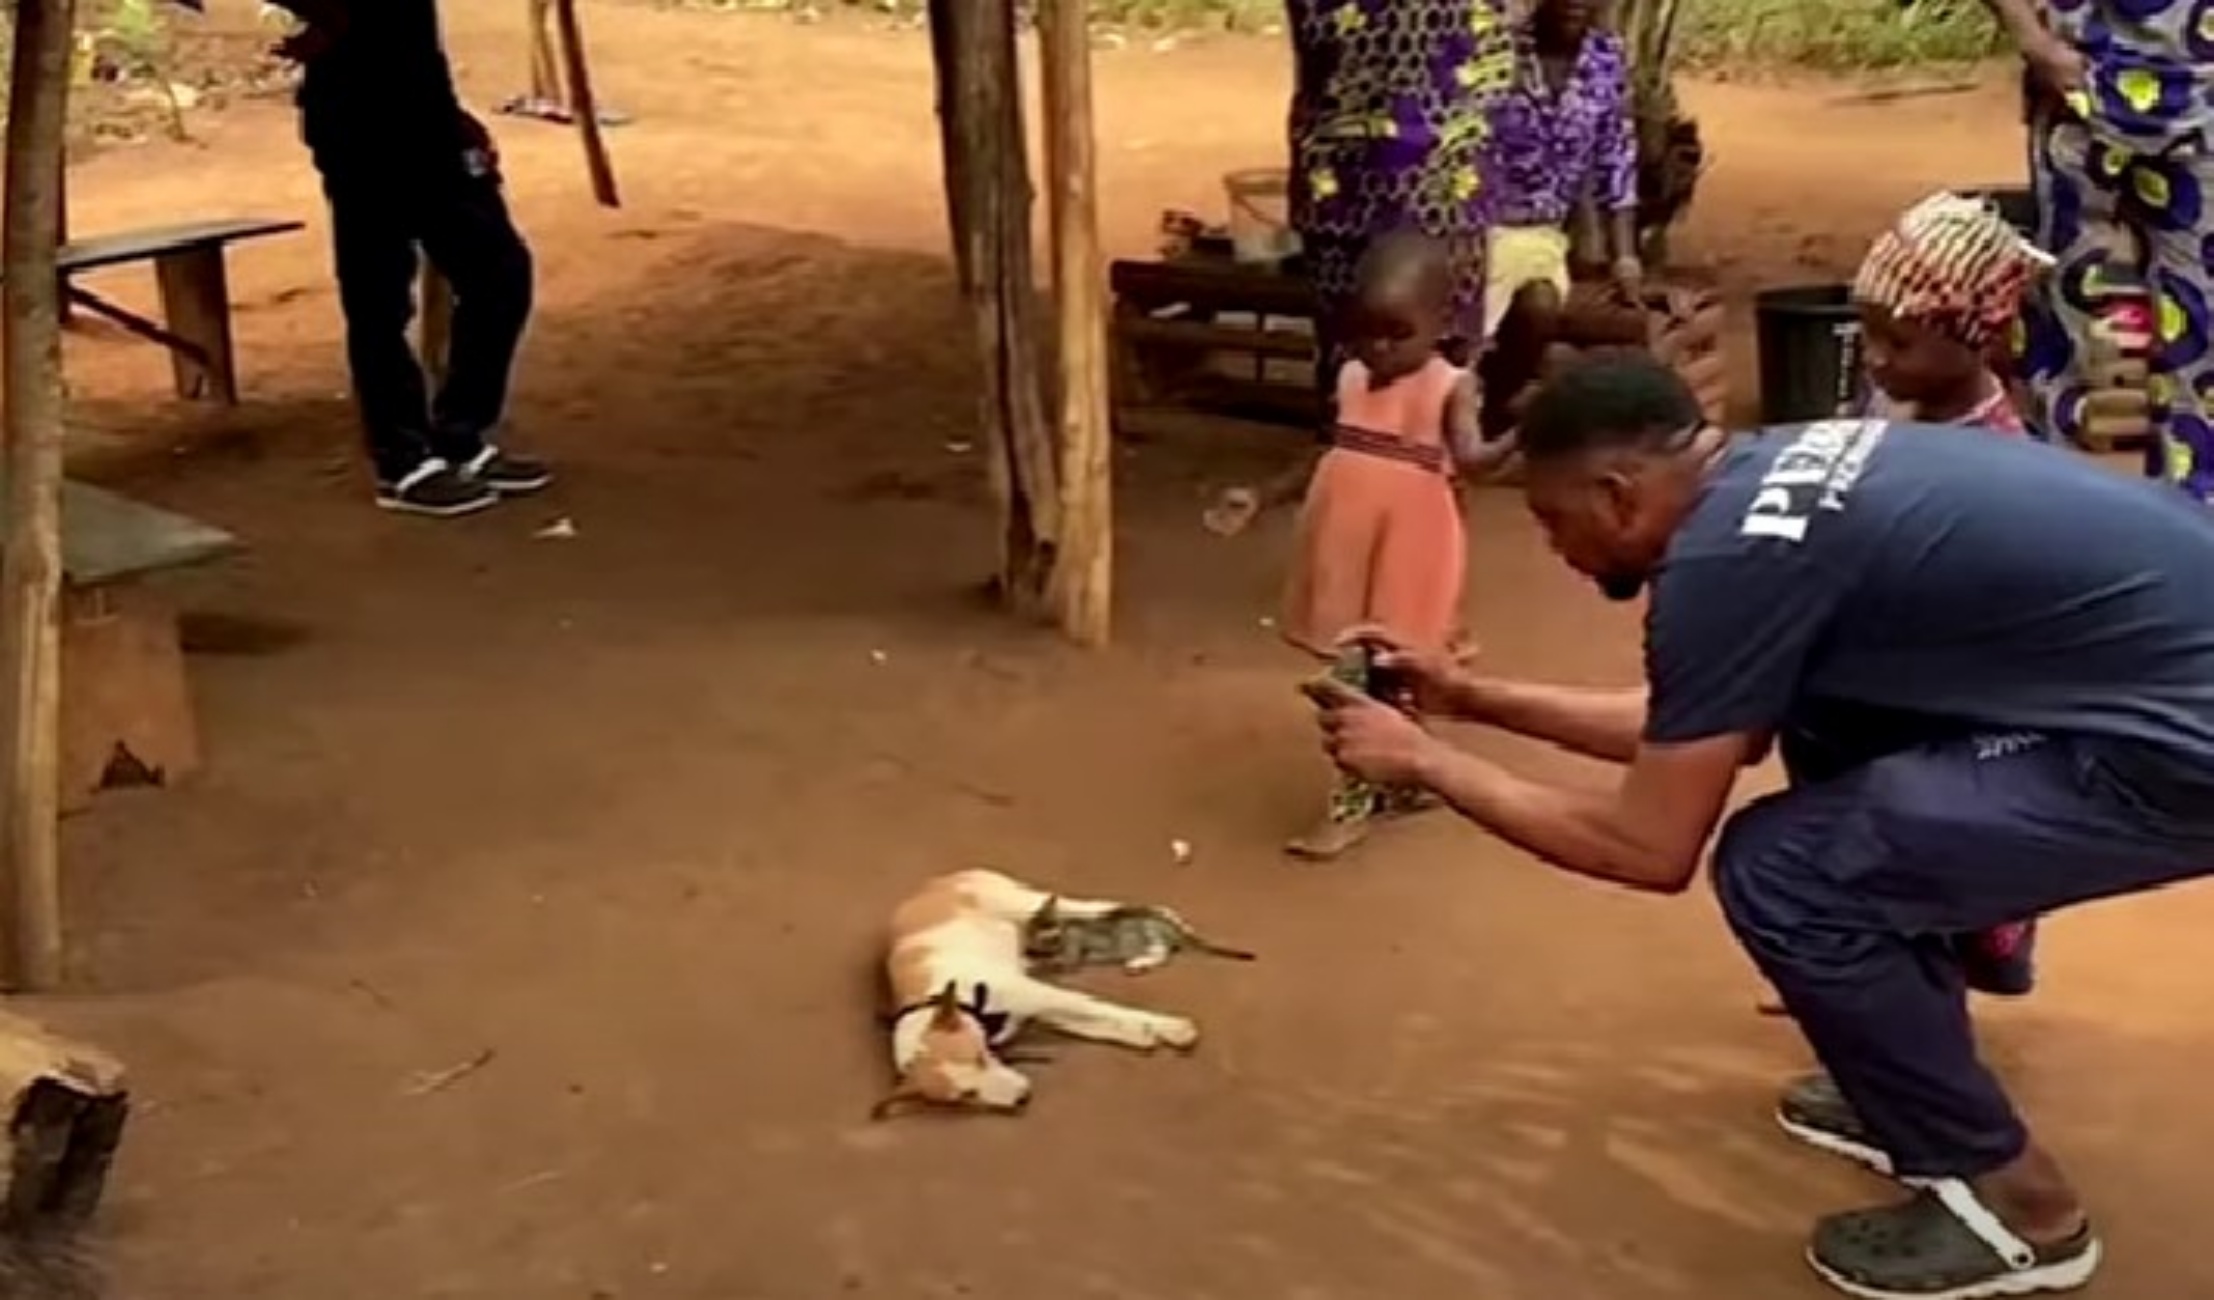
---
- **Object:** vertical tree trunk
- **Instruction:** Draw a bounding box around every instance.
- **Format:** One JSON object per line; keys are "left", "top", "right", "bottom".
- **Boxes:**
{"left": 927, "top": 0, "right": 975, "bottom": 297}
{"left": 939, "top": 0, "right": 1060, "bottom": 615}
{"left": 551, "top": 0, "right": 620, "bottom": 208}
{"left": 0, "top": 0, "right": 80, "bottom": 991}
{"left": 1039, "top": 0, "right": 1111, "bottom": 645}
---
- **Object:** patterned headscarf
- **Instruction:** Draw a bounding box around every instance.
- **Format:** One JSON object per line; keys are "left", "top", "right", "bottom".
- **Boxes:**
{"left": 1852, "top": 192, "right": 2055, "bottom": 350}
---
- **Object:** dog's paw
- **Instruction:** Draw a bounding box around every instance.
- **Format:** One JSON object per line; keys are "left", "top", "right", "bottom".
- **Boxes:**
{"left": 1147, "top": 1015, "right": 1199, "bottom": 1051}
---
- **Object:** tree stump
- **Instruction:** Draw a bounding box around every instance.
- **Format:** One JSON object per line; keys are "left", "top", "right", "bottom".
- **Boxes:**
{"left": 0, "top": 1009, "right": 126, "bottom": 1229}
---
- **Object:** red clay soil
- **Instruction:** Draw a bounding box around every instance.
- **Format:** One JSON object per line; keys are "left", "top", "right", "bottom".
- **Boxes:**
{"left": 23, "top": 3, "right": 2214, "bottom": 1297}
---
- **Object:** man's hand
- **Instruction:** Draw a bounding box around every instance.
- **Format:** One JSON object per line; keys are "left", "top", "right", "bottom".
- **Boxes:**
{"left": 1303, "top": 677, "right": 1445, "bottom": 787}
{"left": 1334, "top": 625, "right": 1478, "bottom": 716}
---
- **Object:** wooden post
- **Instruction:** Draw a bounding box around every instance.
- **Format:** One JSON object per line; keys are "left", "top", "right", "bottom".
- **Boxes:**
{"left": 527, "top": 0, "right": 562, "bottom": 106}
{"left": 927, "top": 0, "right": 975, "bottom": 298}
{"left": 551, "top": 0, "right": 620, "bottom": 208}
{"left": 938, "top": 0, "right": 1060, "bottom": 615}
{"left": 419, "top": 262, "right": 454, "bottom": 386}
{"left": 0, "top": 0, "right": 80, "bottom": 990}
{"left": 1038, "top": 0, "right": 1111, "bottom": 645}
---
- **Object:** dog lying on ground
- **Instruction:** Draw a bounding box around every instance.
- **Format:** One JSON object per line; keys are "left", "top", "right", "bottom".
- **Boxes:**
{"left": 875, "top": 868, "right": 1200, "bottom": 1118}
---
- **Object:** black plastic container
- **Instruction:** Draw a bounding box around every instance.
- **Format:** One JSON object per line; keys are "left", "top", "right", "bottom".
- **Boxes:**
{"left": 1754, "top": 283, "right": 1866, "bottom": 426}
{"left": 1963, "top": 185, "right": 2037, "bottom": 239}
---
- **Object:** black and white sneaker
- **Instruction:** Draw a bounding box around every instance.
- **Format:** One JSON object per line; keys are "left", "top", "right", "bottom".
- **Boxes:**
{"left": 460, "top": 446, "right": 554, "bottom": 496}
{"left": 1777, "top": 1072, "right": 1894, "bottom": 1175}
{"left": 377, "top": 458, "right": 499, "bottom": 517}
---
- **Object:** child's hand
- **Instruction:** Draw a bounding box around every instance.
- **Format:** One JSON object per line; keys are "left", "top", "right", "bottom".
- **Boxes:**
{"left": 1203, "top": 486, "right": 1261, "bottom": 537}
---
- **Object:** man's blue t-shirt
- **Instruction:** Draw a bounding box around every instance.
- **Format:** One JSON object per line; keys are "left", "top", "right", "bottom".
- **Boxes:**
{"left": 1644, "top": 420, "right": 2214, "bottom": 765}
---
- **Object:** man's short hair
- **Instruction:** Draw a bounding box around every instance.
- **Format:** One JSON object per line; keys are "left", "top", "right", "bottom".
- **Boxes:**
{"left": 1518, "top": 352, "right": 1707, "bottom": 465}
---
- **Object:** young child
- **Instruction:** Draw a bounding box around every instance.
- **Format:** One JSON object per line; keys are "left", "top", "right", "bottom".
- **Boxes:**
{"left": 1851, "top": 190, "right": 2052, "bottom": 434}
{"left": 1759, "top": 193, "right": 2050, "bottom": 1016}
{"left": 1216, "top": 232, "right": 1514, "bottom": 858}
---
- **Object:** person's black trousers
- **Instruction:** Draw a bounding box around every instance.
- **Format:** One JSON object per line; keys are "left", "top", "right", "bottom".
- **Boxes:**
{"left": 318, "top": 153, "right": 535, "bottom": 484}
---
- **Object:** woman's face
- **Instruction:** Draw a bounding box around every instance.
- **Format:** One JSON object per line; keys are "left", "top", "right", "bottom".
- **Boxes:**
{"left": 1537, "top": 0, "right": 1600, "bottom": 41}
{"left": 1856, "top": 302, "right": 1982, "bottom": 406}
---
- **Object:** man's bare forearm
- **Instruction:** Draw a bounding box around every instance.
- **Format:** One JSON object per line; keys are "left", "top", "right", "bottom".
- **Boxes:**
{"left": 1414, "top": 745, "right": 1688, "bottom": 892}
{"left": 1439, "top": 676, "right": 1647, "bottom": 764}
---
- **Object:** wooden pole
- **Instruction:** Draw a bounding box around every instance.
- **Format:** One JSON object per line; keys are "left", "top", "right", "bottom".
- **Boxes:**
{"left": 419, "top": 262, "right": 454, "bottom": 386}
{"left": 527, "top": 0, "right": 563, "bottom": 106}
{"left": 938, "top": 0, "right": 1060, "bottom": 615}
{"left": 1038, "top": 0, "right": 1111, "bottom": 645}
{"left": 926, "top": 0, "right": 975, "bottom": 297}
{"left": 550, "top": 0, "right": 620, "bottom": 208}
{"left": 0, "top": 0, "right": 81, "bottom": 990}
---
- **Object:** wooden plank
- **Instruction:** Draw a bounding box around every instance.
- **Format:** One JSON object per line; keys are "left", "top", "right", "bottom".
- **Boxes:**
{"left": 1116, "top": 315, "right": 1316, "bottom": 359}
{"left": 52, "top": 217, "right": 302, "bottom": 275}
{"left": 152, "top": 244, "right": 237, "bottom": 403}
{"left": 0, "top": 481, "right": 242, "bottom": 588}
{"left": 1110, "top": 256, "right": 1316, "bottom": 319}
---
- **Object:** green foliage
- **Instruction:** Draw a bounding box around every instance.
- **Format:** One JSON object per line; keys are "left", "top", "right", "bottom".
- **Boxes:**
{"left": 1671, "top": 0, "right": 2003, "bottom": 71}
{"left": 757, "top": 0, "right": 2003, "bottom": 70}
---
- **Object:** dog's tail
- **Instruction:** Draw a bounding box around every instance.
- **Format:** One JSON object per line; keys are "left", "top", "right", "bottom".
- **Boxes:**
{"left": 1193, "top": 937, "right": 1257, "bottom": 962}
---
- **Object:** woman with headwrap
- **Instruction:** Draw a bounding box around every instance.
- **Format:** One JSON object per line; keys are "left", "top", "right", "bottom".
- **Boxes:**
{"left": 1854, "top": 191, "right": 2054, "bottom": 434}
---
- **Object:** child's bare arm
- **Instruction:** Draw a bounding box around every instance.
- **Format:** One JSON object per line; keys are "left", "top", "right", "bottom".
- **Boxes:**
{"left": 1445, "top": 371, "right": 1518, "bottom": 476}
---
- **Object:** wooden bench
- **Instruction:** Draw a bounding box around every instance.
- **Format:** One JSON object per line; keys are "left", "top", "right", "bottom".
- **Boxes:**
{"left": 52, "top": 217, "right": 304, "bottom": 405}
{"left": 18, "top": 482, "right": 241, "bottom": 810}
{"left": 1111, "top": 251, "right": 1731, "bottom": 432}
{"left": 1110, "top": 254, "right": 1325, "bottom": 432}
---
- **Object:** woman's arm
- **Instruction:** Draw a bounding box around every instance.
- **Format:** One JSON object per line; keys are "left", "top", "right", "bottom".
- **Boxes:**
{"left": 1589, "top": 41, "right": 1641, "bottom": 283}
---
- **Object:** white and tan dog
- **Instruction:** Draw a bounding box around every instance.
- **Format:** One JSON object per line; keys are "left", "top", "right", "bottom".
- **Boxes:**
{"left": 875, "top": 868, "right": 1199, "bottom": 1117}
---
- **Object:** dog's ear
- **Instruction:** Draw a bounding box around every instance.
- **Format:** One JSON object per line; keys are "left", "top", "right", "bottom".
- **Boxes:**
{"left": 927, "top": 981, "right": 964, "bottom": 1030}
{"left": 1034, "top": 895, "right": 1061, "bottom": 923}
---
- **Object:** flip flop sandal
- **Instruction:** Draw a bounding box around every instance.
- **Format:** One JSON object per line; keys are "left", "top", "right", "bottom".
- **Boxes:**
{"left": 1806, "top": 1179, "right": 2101, "bottom": 1299}
{"left": 1776, "top": 1073, "right": 1893, "bottom": 1175}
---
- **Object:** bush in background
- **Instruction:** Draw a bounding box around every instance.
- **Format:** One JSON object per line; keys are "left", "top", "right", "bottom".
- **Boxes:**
{"left": 753, "top": 0, "right": 2004, "bottom": 72}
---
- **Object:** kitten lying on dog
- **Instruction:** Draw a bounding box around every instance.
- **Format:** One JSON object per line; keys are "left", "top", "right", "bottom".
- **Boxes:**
{"left": 876, "top": 868, "right": 1200, "bottom": 1118}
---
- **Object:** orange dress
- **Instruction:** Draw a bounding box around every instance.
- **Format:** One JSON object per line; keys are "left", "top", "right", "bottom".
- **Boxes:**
{"left": 1281, "top": 357, "right": 1467, "bottom": 655}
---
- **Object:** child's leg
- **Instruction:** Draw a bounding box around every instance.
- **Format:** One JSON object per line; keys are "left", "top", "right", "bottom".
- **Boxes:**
{"left": 1287, "top": 644, "right": 1385, "bottom": 860}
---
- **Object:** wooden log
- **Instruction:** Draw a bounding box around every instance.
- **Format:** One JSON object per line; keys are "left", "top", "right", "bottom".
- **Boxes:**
{"left": 0, "top": 0, "right": 77, "bottom": 991}
{"left": 1040, "top": 0, "right": 1112, "bottom": 645}
{"left": 0, "top": 1007, "right": 126, "bottom": 1227}
{"left": 551, "top": 0, "right": 620, "bottom": 208}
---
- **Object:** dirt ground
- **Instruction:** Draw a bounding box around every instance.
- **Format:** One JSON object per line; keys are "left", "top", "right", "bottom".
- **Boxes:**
{"left": 23, "top": 3, "right": 2214, "bottom": 1296}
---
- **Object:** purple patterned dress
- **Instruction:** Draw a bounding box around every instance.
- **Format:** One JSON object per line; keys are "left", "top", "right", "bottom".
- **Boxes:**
{"left": 1485, "top": 27, "right": 1637, "bottom": 228}
{"left": 1285, "top": 0, "right": 1516, "bottom": 344}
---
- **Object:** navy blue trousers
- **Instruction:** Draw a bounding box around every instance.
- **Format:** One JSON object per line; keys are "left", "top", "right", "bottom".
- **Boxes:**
{"left": 1716, "top": 709, "right": 2214, "bottom": 1178}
